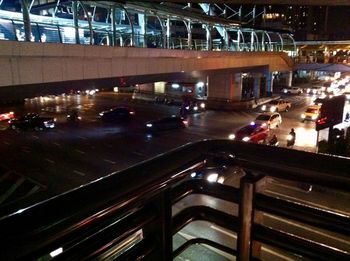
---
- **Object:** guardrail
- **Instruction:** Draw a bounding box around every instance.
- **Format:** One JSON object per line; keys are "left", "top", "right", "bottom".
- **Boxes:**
{"left": 0, "top": 140, "right": 349, "bottom": 260}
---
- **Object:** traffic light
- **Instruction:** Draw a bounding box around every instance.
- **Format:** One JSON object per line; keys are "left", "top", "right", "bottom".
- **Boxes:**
{"left": 316, "top": 95, "right": 345, "bottom": 131}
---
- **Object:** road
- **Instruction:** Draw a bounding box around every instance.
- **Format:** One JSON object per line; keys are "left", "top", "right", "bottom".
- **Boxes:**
{"left": 0, "top": 92, "right": 316, "bottom": 201}
{"left": 0, "top": 91, "right": 349, "bottom": 260}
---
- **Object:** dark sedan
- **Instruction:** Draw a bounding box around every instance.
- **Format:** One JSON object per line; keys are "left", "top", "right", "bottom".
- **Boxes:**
{"left": 145, "top": 116, "right": 188, "bottom": 132}
{"left": 98, "top": 107, "right": 135, "bottom": 122}
{"left": 8, "top": 113, "right": 56, "bottom": 131}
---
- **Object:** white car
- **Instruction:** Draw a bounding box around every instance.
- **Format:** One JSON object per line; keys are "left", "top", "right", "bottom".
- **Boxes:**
{"left": 282, "top": 87, "right": 302, "bottom": 95}
{"left": 261, "top": 100, "right": 291, "bottom": 112}
{"left": 254, "top": 112, "right": 282, "bottom": 129}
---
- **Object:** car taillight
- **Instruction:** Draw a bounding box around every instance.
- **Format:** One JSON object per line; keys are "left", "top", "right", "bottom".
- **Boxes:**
{"left": 182, "top": 120, "right": 188, "bottom": 125}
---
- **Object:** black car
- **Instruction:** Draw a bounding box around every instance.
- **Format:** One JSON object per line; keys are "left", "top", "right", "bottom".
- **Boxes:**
{"left": 145, "top": 116, "right": 188, "bottom": 131}
{"left": 99, "top": 107, "right": 135, "bottom": 122}
{"left": 8, "top": 113, "right": 55, "bottom": 131}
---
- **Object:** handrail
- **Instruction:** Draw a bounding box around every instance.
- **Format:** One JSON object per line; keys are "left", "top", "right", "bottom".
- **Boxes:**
{"left": 0, "top": 139, "right": 349, "bottom": 260}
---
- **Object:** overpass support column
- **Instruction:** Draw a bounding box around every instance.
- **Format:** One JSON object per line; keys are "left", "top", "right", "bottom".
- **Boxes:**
{"left": 265, "top": 72, "right": 274, "bottom": 95}
{"left": 252, "top": 73, "right": 261, "bottom": 99}
{"left": 207, "top": 72, "right": 242, "bottom": 104}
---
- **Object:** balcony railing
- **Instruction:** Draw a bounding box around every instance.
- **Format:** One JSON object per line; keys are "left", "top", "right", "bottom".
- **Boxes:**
{"left": 0, "top": 140, "right": 349, "bottom": 260}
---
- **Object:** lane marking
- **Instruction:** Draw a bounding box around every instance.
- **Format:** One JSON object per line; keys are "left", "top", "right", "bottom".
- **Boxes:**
{"left": 103, "top": 159, "right": 116, "bottom": 164}
{"left": 264, "top": 212, "right": 350, "bottom": 245}
{"left": 265, "top": 189, "right": 350, "bottom": 216}
{"left": 210, "top": 225, "right": 237, "bottom": 239}
{"left": 73, "top": 170, "right": 85, "bottom": 176}
{"left": 75, "top": 149, "right": 85, "bottom": 154}
{"left": 53, "top": 142, "right": 61, "bottom": 147}
{"left": 45, "top": 158, "right": 55, "bottom": 164}
{"left": 132, "top": 151, "right": 145, "bottom": 157}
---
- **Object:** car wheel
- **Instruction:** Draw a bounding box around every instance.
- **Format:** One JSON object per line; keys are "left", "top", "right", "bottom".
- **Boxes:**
{"left": 285, "top": 106, "right": 290, "bottom": 112}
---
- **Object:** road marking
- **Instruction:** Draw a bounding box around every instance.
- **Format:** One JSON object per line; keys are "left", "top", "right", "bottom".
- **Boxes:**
{"left": 75, "top": 149, "right": 85, "bottom": 154}
{"left": 262, "top": 246, "right": 298, "bottom": 261}
{"left": 210, "top": 225, "right": 237, "bottom": 239}
{"left": 73, "top": 170, "right": 85, "bottom": 176}
{"left": 264, "top": 209, "right": 350, "bottom": 245}
{"left": 53, "top": 142, "right": 61, "bottom": 147}
{"left": 103, "top": 159, "right": 116, "bottom": 164}
{"left": 45, "top": 158, "right": 55, "bottom": 164}
{"left": 265, "top": 189, "right": 349, "bottom": 216}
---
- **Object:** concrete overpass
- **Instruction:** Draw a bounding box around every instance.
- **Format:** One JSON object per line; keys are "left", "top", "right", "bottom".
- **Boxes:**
{"left": 0, "top": 40, "right": 293, "bottom": 106}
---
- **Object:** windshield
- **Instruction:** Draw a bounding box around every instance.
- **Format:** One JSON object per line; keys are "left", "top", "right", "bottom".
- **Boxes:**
{"left": 256, "top": 115, "right": 270, "bottom": 121}
{"left": 306, "top": 108, "right": 318, "bottom": 113}
{"left": 237, "top": 125, "right": 255, "bottom": 135}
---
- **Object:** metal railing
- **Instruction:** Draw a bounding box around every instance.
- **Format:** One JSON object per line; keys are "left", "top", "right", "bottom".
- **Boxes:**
{"left": 0, "top": 140, "right": 349, "bottom": 260}
{"left": 0, "top": 16, "right": 288, "bottom": 53}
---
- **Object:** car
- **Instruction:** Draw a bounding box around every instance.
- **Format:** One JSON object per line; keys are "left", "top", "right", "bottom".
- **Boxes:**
{"left": 306, "top": 86, "right": 323, "bottom": 95}
{"left": 282, "top": 87, "right": 302, "bottom": 95}
{"left": 145, "top": 116, "right": 188, "bottom": 132}
{"left": 301, "top": 105, "right": 321, "bottom": 122}
{"left": 0, "top": 111, "right": 14, "bottom": 122}
{"left": 260, "top": 99, "right": 291, "bottom": 112}
{"left": 254, "top": 112, "right": 282, "bottom": 129}
{"left": 99, "top": 107, "right": 135, "bottom": 122}
{"left": 228, "top": 123, "right": 269, "bottom": 144}
{"left": 8, "top": 113, "right": 55, "bottom": 131}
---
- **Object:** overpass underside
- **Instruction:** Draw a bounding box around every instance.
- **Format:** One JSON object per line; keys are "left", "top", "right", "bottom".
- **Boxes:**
{"left": 0, "top": 40, "right": 293, "bottom": 105}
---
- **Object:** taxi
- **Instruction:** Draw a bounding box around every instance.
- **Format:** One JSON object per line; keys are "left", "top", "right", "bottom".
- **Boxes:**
{"left": 228, "top": 122, "right": 269, "bottom": 144}
{"left": 301, "top": 105, "right": 321, "bottom": 122}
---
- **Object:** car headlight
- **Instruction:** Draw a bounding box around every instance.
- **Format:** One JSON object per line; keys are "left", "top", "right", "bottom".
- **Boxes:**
{"left": 301, "top": 114, "right": 305, "bottom": 119}
{"left": 193, "top": 106, "right": 198, "bottom": 111}
{"left": 242, "top": 136, "right": 250, "bottom": 142}
{"left": 270, "top": 106, "right": 276, "bottom": 112}
{"left": 312, "top": 115, "right": 317, "bottom": 120}
{"left": 200, "top": 102, "right": 205, "bottom": 109}
{"left": 261, "top": 105, "right": 266, "bottom": 111}
{"left": 146, "top": 123, "right": 153, "bottom": 128}
{"left": 283, "top": 89, "right": 287, "bottom": 93}
{"left": 99, "top": 112, "right": 104, "bottom": 116}
{"left": 228, "top": 134, "right": 236, "bottom": 140}
{"left": 207, "top": 173, "right": 219, "bottom": 183}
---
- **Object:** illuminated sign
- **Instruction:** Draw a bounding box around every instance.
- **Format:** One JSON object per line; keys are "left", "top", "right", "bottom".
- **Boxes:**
{"left": 316, "top": 95, "right": 345, "bottom": 131}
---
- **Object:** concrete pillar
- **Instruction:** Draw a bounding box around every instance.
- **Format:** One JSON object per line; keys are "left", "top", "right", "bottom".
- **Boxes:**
{"left": 265, "top": 72, "right": 274, "bottom": 95}
{"left": 253, "top": 73, "right": 261, "bottom": 99}
{"left": 286, "top": 71, "right": 293, "bottom": 87}
{"left": 207, "top": 72, "right": 242, "bottom": 101}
